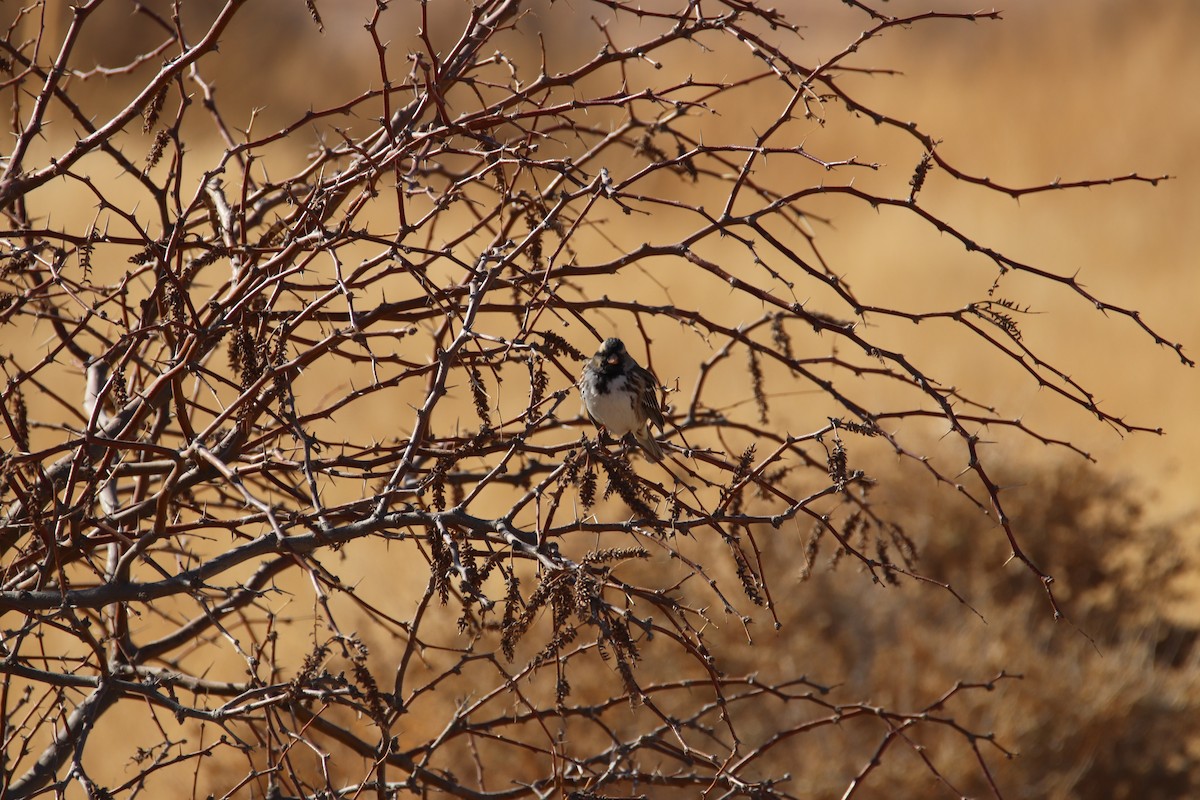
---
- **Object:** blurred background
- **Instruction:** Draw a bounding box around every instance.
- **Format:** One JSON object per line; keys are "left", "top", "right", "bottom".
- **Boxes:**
{"left": 5, "top": 0, "right": 1199, "bottom": 796}
{"left": 26, "top": 0, "right": 1198, "bottom": 516}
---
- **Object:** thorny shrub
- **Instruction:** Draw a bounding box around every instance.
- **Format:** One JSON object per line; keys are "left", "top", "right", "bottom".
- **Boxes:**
{"left": 0, "top": 1, "right": 1191, "bottom": 798}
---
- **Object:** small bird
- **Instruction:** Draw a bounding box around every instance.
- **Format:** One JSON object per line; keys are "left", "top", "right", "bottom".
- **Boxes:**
{"left": 579, "top": 337, "right": 666, "bottom": 461}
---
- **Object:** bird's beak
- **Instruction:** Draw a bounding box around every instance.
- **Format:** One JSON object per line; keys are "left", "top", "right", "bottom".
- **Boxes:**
{"left": 605, "top": 355, "right": 619, "bottom": 366}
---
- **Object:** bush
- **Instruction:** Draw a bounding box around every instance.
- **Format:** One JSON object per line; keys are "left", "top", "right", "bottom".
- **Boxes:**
{"left": 0, "top": 2, "right": 1190, "bottom": 798}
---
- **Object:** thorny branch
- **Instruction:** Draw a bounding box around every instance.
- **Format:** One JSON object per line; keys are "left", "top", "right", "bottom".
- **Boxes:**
{"left": 0, "top": 1, "right": 1186, "bottom": 798}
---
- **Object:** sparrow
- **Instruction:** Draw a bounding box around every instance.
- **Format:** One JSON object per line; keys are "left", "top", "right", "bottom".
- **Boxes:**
{"left": 579, "top": 337, "right": 666, "bottom": 461}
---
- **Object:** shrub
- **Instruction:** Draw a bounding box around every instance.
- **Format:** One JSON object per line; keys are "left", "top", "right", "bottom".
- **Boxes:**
{"left": 0, "top": 2, "right": 1189, "bottom": 798}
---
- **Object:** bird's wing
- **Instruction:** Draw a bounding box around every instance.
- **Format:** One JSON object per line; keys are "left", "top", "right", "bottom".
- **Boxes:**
{"left": 633, "top": 365, "right": 666, "bottom": 430}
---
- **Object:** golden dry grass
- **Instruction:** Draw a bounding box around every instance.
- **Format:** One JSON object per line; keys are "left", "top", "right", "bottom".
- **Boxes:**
{"left": 17, "top": 0, "right": 1197, "bottom": 509}
{"left": 3, "top": 1, "right": 1198, "bottom": 797}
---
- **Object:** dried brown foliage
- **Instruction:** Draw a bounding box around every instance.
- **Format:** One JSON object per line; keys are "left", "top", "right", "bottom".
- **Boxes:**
{"left": 0, "top": 1, "right": 1192, "bottom": 799}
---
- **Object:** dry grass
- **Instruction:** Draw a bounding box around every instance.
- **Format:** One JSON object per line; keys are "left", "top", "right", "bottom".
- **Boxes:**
{"left": 177, "top": 457, "right": 1200, "bottom": 798}
{"left": 2, "top": 1, "right": 1197, "bottom": 797}
{"left": 12, "top": 2, "right": 1198, "bottom": 462}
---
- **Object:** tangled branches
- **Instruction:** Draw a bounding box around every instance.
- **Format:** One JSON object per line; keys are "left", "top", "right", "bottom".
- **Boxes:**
{"left": 0, "top": 1, "right": 1186, "bottom": 797}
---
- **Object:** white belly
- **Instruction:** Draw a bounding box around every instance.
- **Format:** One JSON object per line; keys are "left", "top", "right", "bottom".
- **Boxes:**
{"left": 581, "top": 375, "right": 642, "bottom": 436}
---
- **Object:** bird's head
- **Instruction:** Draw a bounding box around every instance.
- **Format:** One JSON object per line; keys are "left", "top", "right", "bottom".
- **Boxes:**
{"left": 599, "top": 337, "right": 626, "bottom": 367}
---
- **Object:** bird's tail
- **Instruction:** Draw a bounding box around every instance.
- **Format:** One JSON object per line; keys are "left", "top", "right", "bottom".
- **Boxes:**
{"left": 635, "top": 428, "right": 665, "bottom": 462}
